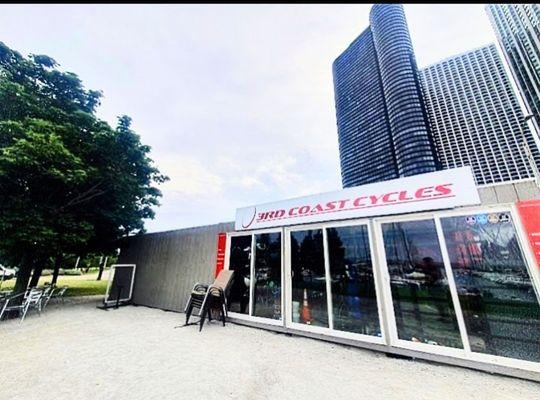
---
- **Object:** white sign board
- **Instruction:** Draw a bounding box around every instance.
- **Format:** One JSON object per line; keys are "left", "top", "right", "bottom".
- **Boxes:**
{"left": 235, "top": 167, "right": 480, "bottom": 230}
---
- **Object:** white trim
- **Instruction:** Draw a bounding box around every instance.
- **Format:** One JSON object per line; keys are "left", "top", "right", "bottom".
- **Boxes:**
{"left": 104, "top": 264, "right": 136, "bottom": 305}
{"left": 248, "top": 234, "right": 255, "bottom": 317}
{"left": 434, "top": 216, "right": 472, "bottom": 354}
{"left": 322, "top": 227, "right": 334, "bottom": 330}
{"left": 225, "top": 228, "right": 285, "bottom": 324}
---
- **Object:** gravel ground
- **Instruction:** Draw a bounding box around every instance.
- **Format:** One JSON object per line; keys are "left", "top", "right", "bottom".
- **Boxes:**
{"left": 0, "top": 299, "right": 539, "bottom": 400}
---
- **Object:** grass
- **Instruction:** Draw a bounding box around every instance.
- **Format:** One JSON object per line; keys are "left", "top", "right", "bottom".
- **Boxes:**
{"left": 0, "top": 270, "right": 110, "bottom": 297}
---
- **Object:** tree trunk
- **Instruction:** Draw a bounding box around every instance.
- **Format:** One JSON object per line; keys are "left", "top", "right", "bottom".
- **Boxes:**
{"left": 29, "top": 260, "right": 45, "bottom": 287}
{"left": 51, "top": 254, "right": 63, "bottom": 286}
{"left": 96, "top": 256, "right": 107, "bottom": 281}
{"left": 10, "top": 256, "right": 34, "bottom": 306}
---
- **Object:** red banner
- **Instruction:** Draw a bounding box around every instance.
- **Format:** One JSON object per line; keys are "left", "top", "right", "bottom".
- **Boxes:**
{"left": 215, "top": 233, "right": 227, "bottom": 277}
{"left": 516, "top": 199, "right": 540, "bottom": 268}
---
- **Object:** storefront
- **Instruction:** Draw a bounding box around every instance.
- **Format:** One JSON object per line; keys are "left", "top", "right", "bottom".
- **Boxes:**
{"left": 221, "top": 167, "right": 540, "bottom": 376}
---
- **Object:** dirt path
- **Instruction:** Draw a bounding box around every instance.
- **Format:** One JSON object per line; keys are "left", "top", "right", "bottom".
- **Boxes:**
{"left": 0, "top": 300, "right": 538, "bottom": 400}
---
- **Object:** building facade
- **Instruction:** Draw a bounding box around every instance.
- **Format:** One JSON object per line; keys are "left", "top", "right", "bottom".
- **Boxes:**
{"left": 333, "top": 4, "right": 439, "bottom": 188}
{"left": 421, "top": 44, "right": 540, "bottom": 186}
{"left": 486, "top": 4, "right": 540, "bottom": 133}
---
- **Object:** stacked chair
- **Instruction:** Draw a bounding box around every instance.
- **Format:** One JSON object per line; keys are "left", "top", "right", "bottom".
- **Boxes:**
{"left": 183, "top": 269, "right": 234, "bottom": 331}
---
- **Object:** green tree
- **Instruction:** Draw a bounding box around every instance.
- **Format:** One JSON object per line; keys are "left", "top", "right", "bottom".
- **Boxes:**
{"left": 0, "top": 42, "right": 167, "bottom": 297}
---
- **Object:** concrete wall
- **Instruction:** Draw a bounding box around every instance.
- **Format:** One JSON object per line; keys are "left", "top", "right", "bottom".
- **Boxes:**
{"left": 118, "top": 222, "right": 234, "bottom": 312}
{"left": 477, "top": 179, "right": 540, "bottom": 204}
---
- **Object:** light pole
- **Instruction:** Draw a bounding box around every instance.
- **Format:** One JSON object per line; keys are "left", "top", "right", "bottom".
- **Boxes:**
{"left": 520, "top": 114, "right": 540, "bottom": 188}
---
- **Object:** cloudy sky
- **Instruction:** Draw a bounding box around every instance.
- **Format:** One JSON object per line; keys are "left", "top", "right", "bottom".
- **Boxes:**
{"left": 0, "top": 4, "right": 497, "bottom": 232}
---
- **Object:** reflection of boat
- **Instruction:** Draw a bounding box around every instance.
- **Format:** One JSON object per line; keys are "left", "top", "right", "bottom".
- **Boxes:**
{"left": 499, "top": 275, "right": 531, "bottom": 289}
{"left": 404, "top": 271, "right": 427, "bottom": 280}
{"left": 482, "top": 272, "right": 531, "bottom": 288}
{"left": 390, "top": 277, "right": 421, "bottom": 288}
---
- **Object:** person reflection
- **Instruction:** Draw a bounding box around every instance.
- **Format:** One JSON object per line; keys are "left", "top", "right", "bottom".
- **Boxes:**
{"left": 420, "top": 256, "right": 451, "bottom": 322}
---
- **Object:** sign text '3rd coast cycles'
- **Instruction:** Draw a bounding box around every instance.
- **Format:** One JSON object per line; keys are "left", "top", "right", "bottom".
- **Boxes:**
{"left": 235, "top": 167, "right": 480, "bottom": 230}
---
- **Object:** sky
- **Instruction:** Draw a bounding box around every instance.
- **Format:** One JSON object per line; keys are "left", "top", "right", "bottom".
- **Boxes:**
{"left": 0, "top": 4, "right": 498, "bottom": 232}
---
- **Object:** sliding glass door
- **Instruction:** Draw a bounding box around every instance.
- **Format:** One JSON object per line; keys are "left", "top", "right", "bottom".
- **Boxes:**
{"left": 379, "top": 218, "right": 463, "bottom": 349}
{"left": 290, "top": 228, "right": 328, "bottom": 327}
{"left": 327, "top": 225, "right": 381, "bottom": 336}
{"left": 252, "top": 232, "right": 282, "bottom": 320}
{"left": 376, "top": 208, "right": 540, "bottom": 366}
{"left": 285, "top": 222, "right": 384, "bottom": 341}
{"left": 227, "top": 235, "right": 252, "bottom": 315}
{"left": 226, "top": 230, "right": 283, "bottom": 322}
{"left": 440, "top": 212, "right": 540, "bottom": 363}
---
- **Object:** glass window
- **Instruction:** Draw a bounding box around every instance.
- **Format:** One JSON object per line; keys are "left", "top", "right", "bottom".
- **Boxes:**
{"left": 441, "top": 213, "right": 540, "bottom": 362}
{"left": 253, "top": 232, "right": 282, "bottom": 320}
{"left": 327, "top": 225, "right": 381, "bottom": 336}
{"left": 227, "top": 235, "right": 252, "bottom": 314}
{"left": 290, "top": 229, "right": 328, "bottom": 327}
{"left": 382, "top": 220, "right": 463, "bottom": 348}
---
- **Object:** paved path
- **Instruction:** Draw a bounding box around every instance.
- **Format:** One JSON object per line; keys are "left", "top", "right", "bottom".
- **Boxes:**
{"left": 0, "top": 300, "right": 538, "bottom": 400}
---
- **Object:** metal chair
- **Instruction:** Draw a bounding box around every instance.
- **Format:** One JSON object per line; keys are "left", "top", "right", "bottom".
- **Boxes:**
{"left": 40, "top": 286, "right": 56, "bottom": 310}
{"left": 183, "top": 269, "right": 234, "bottom": 331}
{"left": 51, "top": 286, "right": 68, "bottom": 304}
{"left": 0, "top": 288, "right": 44, "bottom": 322}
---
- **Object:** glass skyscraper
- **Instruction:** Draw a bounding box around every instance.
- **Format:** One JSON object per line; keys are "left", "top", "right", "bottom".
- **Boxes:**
{"left": 486, "top": 4, "right": 540, "bottom": 133}
{"left": 333, "top": 4, "right": 439, "bottom": 188}
{"left": 421, "top": 44, "right": 540, "bottom": 185}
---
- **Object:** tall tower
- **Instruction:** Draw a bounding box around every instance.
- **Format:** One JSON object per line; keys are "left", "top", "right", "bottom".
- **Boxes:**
{"left": 421, "top": 44, "right": 540, "bottom": 185}
{"left": 486, "top": 4, "right": 540, "bottom": 133}
{"left": 333, "top": 4, "right": 439, "bottom": 188}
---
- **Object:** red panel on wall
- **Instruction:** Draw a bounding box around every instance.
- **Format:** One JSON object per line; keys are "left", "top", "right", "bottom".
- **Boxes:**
{"left": 516, "top": 199, "right": 540, "bottom": 268}
{"left": 215, "top": 233, "right": 227, "bottom": 277}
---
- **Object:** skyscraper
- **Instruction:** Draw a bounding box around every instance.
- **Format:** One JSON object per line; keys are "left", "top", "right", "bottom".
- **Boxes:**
{"left": 486, "top": 4, "right": 540, "bottom": 132}
{"left": 333, "top": 4, "right": 439, "bottom": 188}
{"left": 421, "top": 44, "right": 540, "bottom": 185}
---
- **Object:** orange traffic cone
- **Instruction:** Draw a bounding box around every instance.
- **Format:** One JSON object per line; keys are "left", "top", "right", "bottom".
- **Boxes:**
{"left": 301, "top": 288, "right": 311, "bottom": 325}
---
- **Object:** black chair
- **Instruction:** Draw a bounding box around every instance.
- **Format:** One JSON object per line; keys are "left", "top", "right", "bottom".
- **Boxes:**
{"left": 183, "top": 269, "right": 234, "bottom": 331}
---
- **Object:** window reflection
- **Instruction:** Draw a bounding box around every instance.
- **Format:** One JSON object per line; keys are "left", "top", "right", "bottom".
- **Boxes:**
{"left": 227, "top": 235, "right": 251, "bottom": 314}
{"left": 253, "top": 233, "right": 282, "bottom": 320}
{"left": 441, "top": 213, "right": 540, "bottom": 362}
{"left": 290, "top": 229, "right": 328, "bottom": 327}
{"left": 327, "top": 225, "right": 381, "bottom": 336}
{"left": 382, "top": 220, "right": 462, "bottom": 348}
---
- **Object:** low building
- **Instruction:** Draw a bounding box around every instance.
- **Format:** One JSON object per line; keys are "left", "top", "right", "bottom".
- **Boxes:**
{"left": 119, "top": 167, "right": 540, "bottom": 381}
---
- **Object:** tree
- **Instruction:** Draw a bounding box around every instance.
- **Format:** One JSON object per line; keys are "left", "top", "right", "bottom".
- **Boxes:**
{"left": 0, "top": 42, "right": 167, "bottom": 297}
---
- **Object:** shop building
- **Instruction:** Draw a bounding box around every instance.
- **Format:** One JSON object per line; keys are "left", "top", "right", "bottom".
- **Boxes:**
{"left": 120, "top": 167, "right": 540, "bottom": 381}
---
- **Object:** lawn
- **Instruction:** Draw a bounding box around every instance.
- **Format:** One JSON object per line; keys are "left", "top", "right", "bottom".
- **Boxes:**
{"left": 0, "top": 270, "right": 110, "bottom": 297}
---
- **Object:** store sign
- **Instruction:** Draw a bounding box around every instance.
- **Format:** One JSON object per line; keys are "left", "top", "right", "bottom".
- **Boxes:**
{"left": 516, "top": 199, "right": 540, "bottom": 268}
{"left": 235, "top": 167, "right": 480, "bottom": 230}
{"left": 214, "top": 232, "right": 227, "bottom": 277}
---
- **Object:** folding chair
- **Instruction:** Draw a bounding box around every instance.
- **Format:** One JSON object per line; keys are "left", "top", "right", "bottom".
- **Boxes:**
{"left": 51, "top": 286, "right": 68, "bottom": 304}
{"left": 0, "top": 288, "right": 43, "bottom": 322}
{"left": 183, "top": 269, "right": 234, "bottom": 331}
{"left": 40, "top": 286, "right": 56, "bottom": 310}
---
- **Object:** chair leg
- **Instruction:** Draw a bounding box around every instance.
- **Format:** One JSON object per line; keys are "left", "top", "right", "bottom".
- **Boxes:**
{"left": 20, "top": 304, "right": 30, "bottom": 323}
{"left": 0, "top": 302, "right": 8, "bottom": 321}
{"left": 221, "top": 304, "right": 226, "bottom": 326}
{"left": 185, "top": 304, "right": 193, "bottom": 325}
{"left": 199, "top": 307, "right": 207, "bottom": 332}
